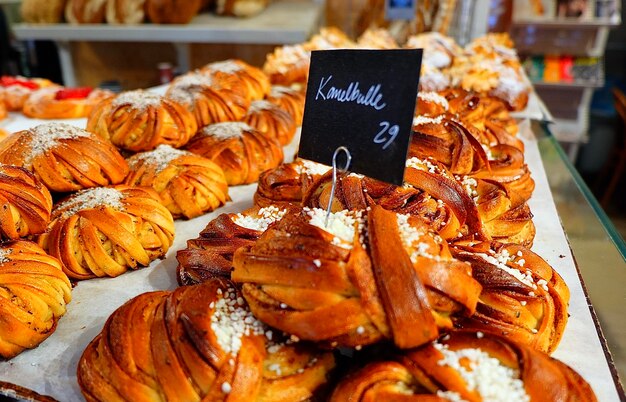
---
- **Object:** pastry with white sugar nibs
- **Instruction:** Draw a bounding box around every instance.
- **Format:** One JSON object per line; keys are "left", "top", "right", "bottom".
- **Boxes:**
{"left": 201, "top": 59, "right": 271, "bottom": 102}
{"left": 244, "top": 100, "right": 296, "bottom": 146}
{"left": 87, "top": 89, "right": 197, "bottom": 152}
{"left": 265, "top": 85, "right": 305, "bottom": 125}
{"left": 330, "top": 331, "right": 596, "bottom": 402}
{"left": 77, "top": 279, "right": 334, "bottom": 402}
{"left": 22, "top": 86, "right": 113, "bottom": 119}
{"left": 165, "top": 71, "right": 250, "bottom": 128}
{"left": 0, "top": 240, "right": 71, "bottom": 359}
{"left": 0, "top": 164, "right": 52, "bottom": 240}
{"left": 0, "top": 123, "right": 129, "bottom": 193}
{"left": 232, "top": 205, "right": 481, "bottom": 349}
{"left": 38, "top": 185, "right": 175, "bottom": 280}
{"left": 185, "top": 122, "right": 283, "bottom": 185}
{"left": 125, "top": 145, "right": 229, "bottom": 219}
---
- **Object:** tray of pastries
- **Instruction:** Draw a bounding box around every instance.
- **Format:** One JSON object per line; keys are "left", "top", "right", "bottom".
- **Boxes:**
{"left": 0, "top": 27, "right": 622, "bottom": 402}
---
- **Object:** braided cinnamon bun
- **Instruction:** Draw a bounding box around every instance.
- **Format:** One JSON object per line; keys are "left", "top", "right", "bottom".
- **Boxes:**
{"left": 244, "top": 100, "right": 296, "bottom": 146}
{"left": 330, "top": 331, "right": 596, "bottom": 402}
{"left": 65, "top": 0, "right": 107, "bottom": 23}
{"left": 38, "top": 186, "right": 175, "bottom": 280}
{"left": 87, "top": 90, "right": 197, "bottom": 152}
{"left": 22, "top": 87, "right": 113, "bottom": 119}
{"left": 0, "top": 76, "right": 56, "bottom": 111}
{"left": 0, "top": 123, "right": 129, "bottom": 193}
{"left": 0, "top": 240, "right": 71, "bottom": 359}
{"left": 233, "top": 205, "right": 481, "bottom": 349}
{"left": 416, "top": 91, "right": 450, "bottom": 117}
{"left": 451, "top": 241, "right": 569, "bottom": 353}
{"left": 77, "top": 279, "right": 334, "bottom": 401}
{"left": 185, "top": 122, "right": 283, "bottom": 185}
{"left": 356, "top": 28, "right": 399, "bottom": 49}
{"left": 125, "top": 145, "right": 229, "bottom": 219}
{"left": 177, "top": 205, "right": 290, "bottom": 286}
{"left": 255, "top": 159, "right": 330, "bottom": 208}
{"left": 201, "top": 59, "right": 271, "bottom": 102}
{"left": 166, "top": 71, "right": 250, "bottom": 128}
{"left": 0, "top": 164, "right": 52, "bottom": 241}
{"left": 263, "top": 44, "right": 311, "bottom": 86}
{"left": 265, "top": 85, "right": 305, "bottom": 125}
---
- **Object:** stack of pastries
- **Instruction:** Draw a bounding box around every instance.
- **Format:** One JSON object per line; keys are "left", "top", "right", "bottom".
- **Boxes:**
{"left": 0, "top": 35, "right": 599, "bottom": 402}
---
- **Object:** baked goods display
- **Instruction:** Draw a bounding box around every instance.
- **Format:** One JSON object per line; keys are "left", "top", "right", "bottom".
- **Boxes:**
{"left": 330, "top": 331, "right": 596, "bottom": 402}
{"left": 0, "top": 240, "right": 71, "bottom": 359}
{"left": 215, "top": 0, "right": 269, "bottom": 17}
{"left": 166, "top": 72, "right": 250, "bottom": 128}
{"left": 65, "top": 0, "right": 107, "bottom": 23}
{"left": 105, "top": 0, "right": 146, "bottom": 24}
{"left": 0, "top": 123, "right": 129, "bottom": 193}
{"left": 265, "top": 85, "right": 305, "bottom": 126}
{"left": 244, "top": 100, "right": 297, "bottom": 146}
{"left": 0, "top": 164, "right": 52, "bottom": 241}
{"left": 22, "top": 87, "right": 113, "bottom": 119}
{"left": 201, "top": 59, "right": 271, "bottom": 102}
{"left": 38, "top": 185, "right": 175, "bottom": 280}
{"left": 0, "top": 76, "right": 56, "bottom": 112}
{"left": 78, "top": 279, "right": 335, "bottom": 401}
{"left": 20, "top": 0, "right": 67, "bottom": 23}
{"left": 87, "top": 89, "right": 198, "bottom": 152}
{"left": 145, "top": 0, "right": 203, "bottom": 24}
{"left": 125, "top": 145, "right": 229, "bottom": 219}
{"left": 185, "top": 122, "right": 283, "bottom": 185}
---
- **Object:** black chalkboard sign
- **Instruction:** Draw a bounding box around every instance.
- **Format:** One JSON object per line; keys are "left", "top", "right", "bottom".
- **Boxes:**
{"left": 298, "top": 49, "right": 422, "bottom": 186}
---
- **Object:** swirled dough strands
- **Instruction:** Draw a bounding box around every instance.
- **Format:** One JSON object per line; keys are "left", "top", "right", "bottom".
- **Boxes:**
{"left": 166, "top": 72, "right": 215, "bottom": 105}
{"left": 201, "top": 122, "right": 250, "bottom": 140}
{"left": 25, "top": 123, "right": 89, "bottom": 167}
{"left": 111, "top": 90, "right": 162, "bottom": 111}
{"left": 128, "top": 145, "right": 192, "bottom": 175}
{"left": 55, "top": 187, "right": 124, "bottom": 219}
{"left": 208, "top": 60, "right": 244, "bottom": 74}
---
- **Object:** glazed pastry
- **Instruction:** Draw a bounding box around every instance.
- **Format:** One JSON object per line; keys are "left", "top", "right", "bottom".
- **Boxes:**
{"left": 38, "top": 186, "right": 175, "bottom": 280}
{"left": 22, "top": 87, "right": 113, "bottom": 119}
{"left": 244, "top": 100, "right": 296, "bottom": 146}
{"left": 21, "top": 0, "right": 66, "bottom": 23}
{"left": 145, "top": 0, "right": 202, "bottom": 23}
{"left": 0, "top": 123, "right": 129, "bottom": 193}
{"left": 0, "top": 76, "right": 56, "bottom": 111}
{"left": 0, "top": 240, "right": 71, "bottom": 359}
{"left": 215, "top": 0, "right": 269, "bottom": 17}
{"left": 176, "top": 205, "right": 289, "bottom": 285}
{"left": 77, "top": 279, "right": 335, "bottom": 401}
{"left": 330, "top": 331, "right": 596, "bottom": 402}
{"left": 263, "top": 44, "right": 311, "bottom": 86}
{"left": 65, "top": 0, "right": 107, "bottom": 23}
{"left": 254, "top": 159, "right": 330, "bottom": 208}
{"left": 0, "top": 94, "right": 6, "bottom": 121}
{"left": 415, "top": 91, "right": 450, "bottom": 117}
{"left": 451, "top": 241, "right": 569, "bottom": 353}
{"left": 0, "top": 164, "right": 52, "bottom": 241}
{"left": 105, "top": 0, "right": 146, "bottom": 23}
{"left": 87, "top": 90, "right": 197, "bottom": 152}
{"left": 185, "top": 122, "right": 283, "bottom": 185}
{"left": 125, "top": 144, "right": 229, "bottom": 219}
{"left": 233, "top": 206, "right": 481, "bottom": 349}
{"left": 201, "top": 59, "right": 271, "bottom": 101}
{"left": 265, "top": 85, "right": 305, "bottom": 125}
{"left": 405, "top": 32, "right": 462, "bottom": 70}
{"left": 356, "top": 28, "right": 398, "bottom": 49}
{"left": 166, "top": 71, "right": 250, "bottom": 128}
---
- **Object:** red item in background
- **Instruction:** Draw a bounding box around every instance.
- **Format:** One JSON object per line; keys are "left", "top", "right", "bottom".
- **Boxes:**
{"left": 0, "top": 76, "right": 39, "bottom": 90}
{"left": 560, "top": 56, "right": 574, "bottom": 82}
{"left": 158, "top": 62, "right": 174, "bottom": 84}
{"left": 54, "top": 87, "right": 93, "bottom": 100}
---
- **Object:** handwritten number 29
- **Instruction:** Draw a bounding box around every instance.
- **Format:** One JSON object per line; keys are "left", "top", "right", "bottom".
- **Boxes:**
{"left": 373, "top": 121, "right": 400, "bottom": 150}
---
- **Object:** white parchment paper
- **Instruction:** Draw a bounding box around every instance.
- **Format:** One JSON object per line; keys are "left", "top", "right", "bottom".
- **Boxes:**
{"left": 0, "top": 116, "right": 620, "bottom": 401}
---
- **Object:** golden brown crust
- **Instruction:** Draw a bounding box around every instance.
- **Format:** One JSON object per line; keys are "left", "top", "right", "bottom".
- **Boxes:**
{"left": 0, "top": 240, "right": 71, "bottom": 359}
{"left": 124, "top": 145, "right": 229, "bottom": 219}
{"left": 330, "top": 331, "right": 597, "bottom": 402}
{"left": 232, "top": 206, "right": 481, "bottom": 349}
{"left": 265, "top": 85, "right": 305, "bottom": 126}
{"left": 38, "top": 185, "right": 175, "bottom": 280}
{"left": 87, "top": 90, "right": 197, "bottom": 152}
{"left": 0, "top": 123, "right": 129, "bottom": 193}
{"left": 215, "top": 0, "right": 269, "bottom": 17}
{"left": 105, "top": 0, "right": 146, "bottom": 24}
{"left": 21, "top": 0, "right": 67, "bottom": 23}
{"left": 0, "top": 164, "right": 52, "bottom": 241}
{"left": 201, "top": 59, "right": 271, "bottom": 102}
{"left": 77, "top": 279, "right": 334, "bottom": 401}
{"left": 0, "top": 78, "right": 57, "bottom": 111}
{"left": 185, "top": 122, "right": 283, "bottom": 186}
{"left": 22, "top": 88, "right": 113, "bottom": 119}
{"left": 145, "top": 0, "right": 202, "bottom": 23}
{"left": 65, "top": 0, "right": 107, "bottom": 23}
{"left": 166, "top": 71, "right": 250, "bottom": 128}
{"left": 244, "top": 100, "right": 296, "bottom": 146}
{"left": 263, "top": 45, "right": 311, "bottom": 86}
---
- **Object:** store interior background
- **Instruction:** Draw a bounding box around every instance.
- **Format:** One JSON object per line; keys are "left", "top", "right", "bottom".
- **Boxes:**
{"left": 0, "top": 0, "right": 625, "bottom": 241}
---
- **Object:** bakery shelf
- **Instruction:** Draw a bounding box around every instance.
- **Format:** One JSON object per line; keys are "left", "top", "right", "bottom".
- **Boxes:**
{"left": 532, "top": 79, "right": 604, "bottom": 89}
{"left": 11, "top": 1, "right": 322, "bottom": 44}
{"left": 512, "top": 17, "right": 621, "bottom": 28}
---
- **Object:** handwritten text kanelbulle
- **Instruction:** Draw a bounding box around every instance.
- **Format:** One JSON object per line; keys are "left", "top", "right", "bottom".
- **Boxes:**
{"left": 315, "top": 75, "right": 387, "bottom": 111}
